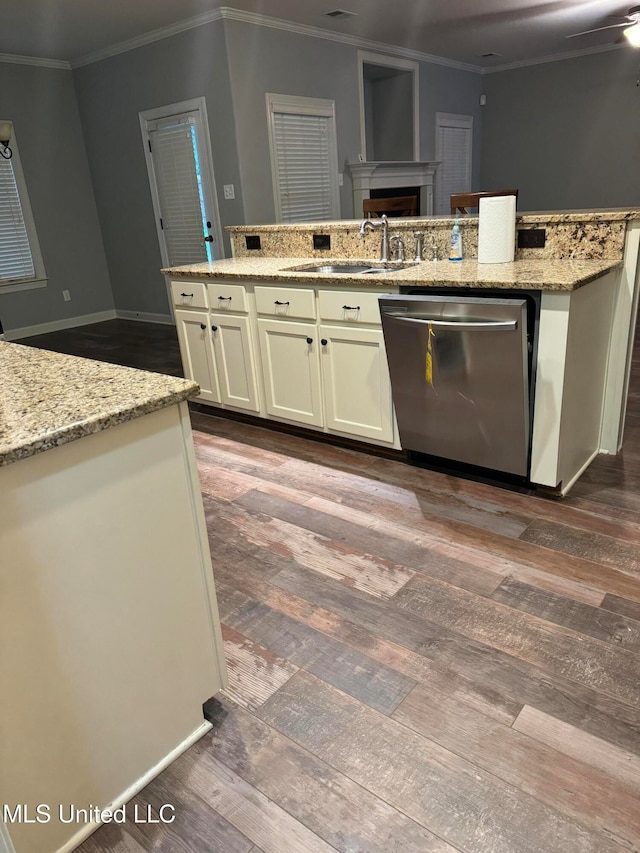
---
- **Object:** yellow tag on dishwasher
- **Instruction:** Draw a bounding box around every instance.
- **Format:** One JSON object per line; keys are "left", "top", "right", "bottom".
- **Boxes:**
{"left": 425, "top": 323, "right": 435, "bottom": 386}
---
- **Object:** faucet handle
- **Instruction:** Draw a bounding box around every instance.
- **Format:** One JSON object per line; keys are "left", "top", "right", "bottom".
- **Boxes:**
{"left": 412, "top": 231, "right": 424, "bottom": 263}
{"left": 389, "top": 234, "right": 406, "bottom": 262}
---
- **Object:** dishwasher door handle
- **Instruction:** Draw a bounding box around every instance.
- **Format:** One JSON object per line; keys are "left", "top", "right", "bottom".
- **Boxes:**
{"left": 383, "top": 314, "right": 518, "bottom": 332}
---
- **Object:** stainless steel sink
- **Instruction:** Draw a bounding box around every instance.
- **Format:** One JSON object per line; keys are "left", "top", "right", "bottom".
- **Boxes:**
{"left": 287, "top": 262, "right": 417, "bottom": 275}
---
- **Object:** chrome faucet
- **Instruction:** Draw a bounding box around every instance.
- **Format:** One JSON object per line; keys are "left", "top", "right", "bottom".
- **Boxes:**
{"left": 359, "top": 214, "right": 390, "bottom": 262}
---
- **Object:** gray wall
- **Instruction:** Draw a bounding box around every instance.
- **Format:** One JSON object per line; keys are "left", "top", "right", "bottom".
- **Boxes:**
{"left": 223, "top": 20, "right": 484, "bottom": 223}
{"left": 223, "top": 20, "right": 362, "bottom": 224}
{"left": 481, "top": 48, "right": 640, "bottom": 210}
{"left": 371, "top": 73, "right": 414, "bottom": 161}
{"left": 73, "top": 19, "right": 243, "bottom": 318}
{"left": 0, "top": 62, "right": 113, "bottom": 334}
{"left": 418, "top": 61, "right": 484, "bottom": 207}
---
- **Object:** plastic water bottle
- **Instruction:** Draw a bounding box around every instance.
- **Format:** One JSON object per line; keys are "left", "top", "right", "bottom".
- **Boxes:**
{"left": 449, "top": 218, "right": 463, "bottom": 262}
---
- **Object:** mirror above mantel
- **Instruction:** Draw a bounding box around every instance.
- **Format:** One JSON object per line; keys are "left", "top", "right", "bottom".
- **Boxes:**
{"left": 347, "top": 161, "right": 441, "bottom": 218}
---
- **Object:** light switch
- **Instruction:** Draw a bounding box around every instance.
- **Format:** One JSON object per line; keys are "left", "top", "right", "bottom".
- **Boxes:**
{"left": 223, "top": 184, "right": 235, "bottom": 200}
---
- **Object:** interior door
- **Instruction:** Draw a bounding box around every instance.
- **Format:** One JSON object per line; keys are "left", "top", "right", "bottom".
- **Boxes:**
{"left": 435, "top": 113, "right": 473, "bottom": 216}
{"left": 140, "top": 98, "right": 224, "bottom": 314}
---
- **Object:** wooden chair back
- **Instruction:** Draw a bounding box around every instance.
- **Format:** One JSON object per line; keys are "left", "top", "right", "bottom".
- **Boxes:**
{"left": 450, "top": 189, "right": 518, "bottom": 215}
{"left": 363, "top": 195, "right": 418, "bottom": 218}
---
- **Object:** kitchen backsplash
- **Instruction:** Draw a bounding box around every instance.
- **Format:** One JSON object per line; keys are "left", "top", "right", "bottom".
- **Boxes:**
{"left": 228, "top": 210, "right": 632, "bottom": 261}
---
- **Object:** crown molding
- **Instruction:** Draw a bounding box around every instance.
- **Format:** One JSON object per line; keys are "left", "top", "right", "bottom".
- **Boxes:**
{"left": 218, "top": 7, "right": 484, "bottom": 74}
{"left": 7, "top": 4, "right": 628, "bottom": 76}
{"left": 482, "top": 40, "right": 624, "bottom": 74}
{"left": 0, "top": 52, "right": 71, "bottom": 70}
{"left": 71, "top": 8, "right": 223, "bottom": 68}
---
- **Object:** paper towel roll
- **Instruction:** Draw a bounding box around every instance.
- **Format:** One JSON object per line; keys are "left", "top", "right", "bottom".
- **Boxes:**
{"left": 478, "top": 195, "right": 516, "bottom": 264}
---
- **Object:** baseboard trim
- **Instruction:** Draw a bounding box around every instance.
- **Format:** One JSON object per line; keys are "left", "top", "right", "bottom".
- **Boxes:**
{"left": 54, "top": 721, "right": 212, "bottom": 853}
{"left": 116, "top": 310, "right": 174, "bottom": 325}
{"left": 4, "top": 310, "right": 117, "bottom": 341}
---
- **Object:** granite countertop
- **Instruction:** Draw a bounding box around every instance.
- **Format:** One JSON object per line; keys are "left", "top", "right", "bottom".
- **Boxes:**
{"left": 162, "top": 257, "right": 621, "bottom": 291}
{"left": 0, "top": 343, "right": 199, "bottom": 467}
{"left": 225, "top": 208, "right": 640, "bottom": 232}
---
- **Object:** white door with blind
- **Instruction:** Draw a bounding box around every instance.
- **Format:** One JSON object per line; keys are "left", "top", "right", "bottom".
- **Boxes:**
{"left": 435, "top": 113, "right": 473, "bottom": 216}
{"left": 140, "top": 99, "right": 223, "bottom": 313}
{"left": 266, "top": 94, "right": 340, "bottom": 223}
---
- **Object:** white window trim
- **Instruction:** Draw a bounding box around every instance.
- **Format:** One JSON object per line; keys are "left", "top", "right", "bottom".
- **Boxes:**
{"left": 357, "top": 51, "right": 420, "bottom": 162}
{"left": 0, "top": 128, "right": 47, "bottom": 294}
{"left": 435, "top": 112, "right": 474, "bottom": 213}
{"left": 266, "top": 93, "right": 340, "bottom": 222}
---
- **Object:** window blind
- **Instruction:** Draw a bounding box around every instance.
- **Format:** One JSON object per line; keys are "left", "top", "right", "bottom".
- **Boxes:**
{"left": 149, "top": 120, "right": 208, "bottom": 266}
{"left": 0, "top": 157, "right": 36, "bottom": 282}
{"left": 436, "top": 125, "right": 472, "bottom": 215}
{"left": 272, "top": 112, "right": 334, "bottom": 222}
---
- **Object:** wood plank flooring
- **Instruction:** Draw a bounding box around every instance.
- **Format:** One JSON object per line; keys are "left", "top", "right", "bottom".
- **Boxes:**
{"left": 25, "top": 318, "right": 640, "bottom": 853}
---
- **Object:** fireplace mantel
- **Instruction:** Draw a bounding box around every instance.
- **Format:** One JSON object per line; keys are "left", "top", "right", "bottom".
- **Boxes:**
{"left": 347, "top": 160, "right": 440, "bottom": 217}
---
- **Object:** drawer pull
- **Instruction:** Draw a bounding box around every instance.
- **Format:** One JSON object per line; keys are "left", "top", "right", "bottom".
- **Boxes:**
{"left": 274, "top": 300, "right": 290, "bottom": 306}
{"left": 181, "top": 292, "right": 194, "bottom": 298}
{"left": 217, "top": 295, "right": 232, "bottom": 301}
{"left": 211, "top": 325, "right": 218, "bottom": 332}
{"left": 342, "top": 304, "right": 360, "bottom": 311}
{"left": 321, "top": 338, "right": 328, "bottom": 346}
{"left": 306, "top": 337, "right": 313, "bottom": 345}
{"left": 199, "top": 323, "right": 206, "bottom": 330}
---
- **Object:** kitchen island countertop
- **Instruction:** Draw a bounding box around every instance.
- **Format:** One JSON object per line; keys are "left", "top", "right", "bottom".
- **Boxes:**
{"left": 162, "top": 256, "right": 621, "bottom": 292}
{"left": 0, "top": 342, "right": 198, "bottom": 467}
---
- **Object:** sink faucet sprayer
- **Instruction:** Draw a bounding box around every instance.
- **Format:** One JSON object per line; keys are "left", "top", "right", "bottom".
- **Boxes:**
{"left": 359, "top": 214, "right": 390, "bottom": 262}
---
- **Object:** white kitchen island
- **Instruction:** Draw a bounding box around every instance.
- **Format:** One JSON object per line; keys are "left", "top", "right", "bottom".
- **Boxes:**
{"left": 163, "top": 207, "right": 640, "bottom": 495}
{"left": 0, "top": 343, "right": 226, "bottom": 853}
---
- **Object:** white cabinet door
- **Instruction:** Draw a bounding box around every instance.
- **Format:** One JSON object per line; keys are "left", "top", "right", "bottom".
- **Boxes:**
{"left": 211, "top": 313, "right": 259, "bottom": 412}
{"left": 257, "top": 319, "right": 323, "bottom": 427}
{"left": 174, "top": 309, "right": 220, "bottom": 403}
{"left": 320, "top": 324, "right": 394, "bottom": 443}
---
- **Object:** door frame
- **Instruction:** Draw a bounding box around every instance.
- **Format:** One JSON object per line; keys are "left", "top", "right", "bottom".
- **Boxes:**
{"left": 139, "top": 97, "right": 224, "bottom": 315}
{"left": 435, "top": 112, "right": 473, "bottom": 215}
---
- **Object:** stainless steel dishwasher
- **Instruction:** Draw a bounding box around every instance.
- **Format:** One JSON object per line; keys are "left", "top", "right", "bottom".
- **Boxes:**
{"left": 379, "top": 293, "right": 532, "bottom": 477}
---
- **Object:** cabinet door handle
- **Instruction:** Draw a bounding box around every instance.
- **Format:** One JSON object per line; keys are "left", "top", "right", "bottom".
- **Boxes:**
{"left": 200, "top": 323, "right": 206, "bottom": 330}
{"left": 274, "top": 300, "right": 290, "bottom": 306}
{"left": 342, "top": 304, "right": 360, "bottom": 311}
{"left": 217, "top": 295, "right": 232, "bottom": 301}
{"left": 181, "top": 292, "right": 194, "bottom": 298}
{"left": 211, "top": 325, "right": 218, "bottom": 332}
{"left": 306, "top": 337, "right": 313, "bottom": 345}
{"left": 321, "top": 338, "right": 328, "bottom": 346}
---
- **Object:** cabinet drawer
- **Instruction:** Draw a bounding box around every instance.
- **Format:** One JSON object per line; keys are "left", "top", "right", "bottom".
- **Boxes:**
{"left": 255, "top": 286, "right": 316, "bottom": 320}
{"left": 207, "top": 282, "right": 248, "bottom": 313}
{"left": 171, "top": 280, "right": 208, "bottom": 310}
{"left": 318, "top": 290, "right": 390, "bottom": 324}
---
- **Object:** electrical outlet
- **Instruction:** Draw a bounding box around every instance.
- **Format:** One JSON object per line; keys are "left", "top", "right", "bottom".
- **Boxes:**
{"left": 223, "top": 184, "right": 235, "bottom": 200}
{"left": 62, "top": 290, "right": 71, "bottom": 302}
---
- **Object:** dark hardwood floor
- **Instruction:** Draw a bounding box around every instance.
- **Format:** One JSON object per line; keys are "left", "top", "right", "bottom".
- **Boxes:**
{"left": 15, "top": 318, "right": 183, "bottom": 376}
{"left": 19, "top": 319, "right": 640, "bottom": 852}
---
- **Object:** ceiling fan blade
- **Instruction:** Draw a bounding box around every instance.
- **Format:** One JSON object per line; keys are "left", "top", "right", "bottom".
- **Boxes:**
{"left": 566, "top": 22, "right": 632, "bottom": 38}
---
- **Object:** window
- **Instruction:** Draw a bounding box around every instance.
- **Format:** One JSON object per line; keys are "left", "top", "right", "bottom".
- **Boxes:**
{"left": 435, "top": 113, "right": 473, "bottom": 215}
{"left": 266, "top": 94, "right": 340, "bottom": 223}
{"left": 0, "top": 131, "right": 46, "bottom": 293}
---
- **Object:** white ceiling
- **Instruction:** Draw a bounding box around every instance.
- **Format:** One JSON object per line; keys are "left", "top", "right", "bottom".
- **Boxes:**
{"left": 0, "top": 0, "right": 636, "bottom": 68}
